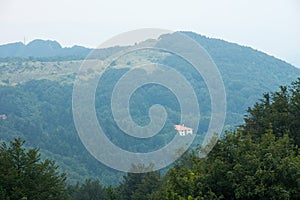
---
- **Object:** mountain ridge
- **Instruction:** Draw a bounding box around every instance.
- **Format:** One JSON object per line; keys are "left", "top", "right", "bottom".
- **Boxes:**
{"left": 0, "top": 39, "right": 92, "bottom": 58}
{"left": 0, "top": 33, "right": 298, "bottom": 69}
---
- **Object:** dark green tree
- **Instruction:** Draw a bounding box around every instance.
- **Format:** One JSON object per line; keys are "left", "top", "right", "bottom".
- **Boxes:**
{"left": 159, "top": 131, "right": 300, "bottom": 200}
{"left": 106, "top": 185, "right": 117, "bottom": 200}
{"left": 243, "top": 78, "right": 300, "bottom": 146}
{"left": 0, "top": 138, "right": 68, "bottom": 200}
{"left": 67, "top": 179, "right": 107, "bottom": 200}
{"left": 117, "top": 164, "right": 161, "bottom": 200}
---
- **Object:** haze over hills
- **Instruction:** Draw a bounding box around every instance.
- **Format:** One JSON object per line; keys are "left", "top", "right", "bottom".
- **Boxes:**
{"left": 0, "top": 39, "right": 127, "bottom": 62}
{"left": 0, "top": 31, "right": 300, "bottom": 184}
{"left": 0, "top": 39, "right": 91, "bottom": 58}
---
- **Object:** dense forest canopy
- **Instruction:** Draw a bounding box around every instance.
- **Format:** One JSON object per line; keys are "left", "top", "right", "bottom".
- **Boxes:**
{"left": 1, "top": 78, "right": 299, "bottom": 199}
{"left": 1, "top": 32, "right": 300, "bottom": 184}
{"left": 0, "top": 32, "right": 300, "bottom": 199}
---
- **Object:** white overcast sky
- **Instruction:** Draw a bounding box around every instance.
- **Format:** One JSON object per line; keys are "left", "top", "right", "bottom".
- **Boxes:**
{"left": 0, "top": 0, "right": 299, "bottom": 67}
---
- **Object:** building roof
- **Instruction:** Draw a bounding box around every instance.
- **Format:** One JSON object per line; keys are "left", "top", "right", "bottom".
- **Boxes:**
{"left": 0, "top": 114, "right": 7, "bottom": 120}
{"left": 174, "top": 124, "right": 193, "bottom": 131}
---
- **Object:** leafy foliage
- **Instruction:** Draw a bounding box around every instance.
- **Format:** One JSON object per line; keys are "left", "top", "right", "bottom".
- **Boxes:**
{"left": 149, "top": 79, "right": 300, "bottom": 199}
{"left": 116, "top": 164, "right": 161, "bottom": 200}
{"left": 156, "top": 131, "right": 300, "bottom": 200}
{"left": 67, "top": 179, "right": 109, "bottom": 200}
{"left": 243, "top": 78, "right": 300, "bottom": 146}
{"left": 0, "top": 138, "right": 68, "bottom": 200}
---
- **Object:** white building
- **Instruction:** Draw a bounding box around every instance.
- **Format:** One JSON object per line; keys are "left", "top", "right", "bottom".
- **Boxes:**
{"left": 174, "top": 124, "right": 193, "bottom": 136}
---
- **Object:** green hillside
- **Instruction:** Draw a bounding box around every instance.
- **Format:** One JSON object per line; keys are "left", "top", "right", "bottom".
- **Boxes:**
{"left": 0, "top": 32, "right": 299, "bottom": 184}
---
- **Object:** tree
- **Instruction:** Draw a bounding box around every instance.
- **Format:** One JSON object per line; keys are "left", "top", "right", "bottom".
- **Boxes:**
{"left": 0, "top": 138, "right": 68, "bottom": 200}
{"left": 243, "top": 78, "right": 300, "bottom": 146}
{"left": 159, "top": 131, "right": 300, "bottom": 200}
{"left": 67, "top": 179, "right": 107, "bottom": 200}
{"left": 106, "top": 185, "right": 117, "bottom": 200}
{"left": 156, "top": 79, "right": 300, "bottom": 199}
{"left": 117, "top": 164, "right": 161, "bottom": 200}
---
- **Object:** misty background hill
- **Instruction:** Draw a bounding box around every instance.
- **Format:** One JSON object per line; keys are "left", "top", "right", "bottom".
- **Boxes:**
{"left": 0, "top": 39, "right": 91, "bottom": 58}
{"left": 0, "top": 39, "right": 126, "bottom": 61}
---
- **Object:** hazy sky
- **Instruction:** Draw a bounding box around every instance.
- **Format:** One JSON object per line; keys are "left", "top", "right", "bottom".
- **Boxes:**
{"left": 1, "top": 0, "right": 299, "bottom": 67}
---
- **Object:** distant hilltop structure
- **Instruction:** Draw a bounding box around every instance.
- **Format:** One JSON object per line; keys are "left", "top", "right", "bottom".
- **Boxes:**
{"left": 174, "top": 124, "right": 193, "bottom": 136}
{"left": 0, "top": 114, "right": 7, "bottom": 120}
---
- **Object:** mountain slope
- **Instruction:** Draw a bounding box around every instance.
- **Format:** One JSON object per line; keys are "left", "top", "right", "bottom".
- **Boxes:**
{"left": 180, "top": 32, "right": 300, "bottom": 125}
{"left": 0, "top": 32, "right": 299, "bottom": 184}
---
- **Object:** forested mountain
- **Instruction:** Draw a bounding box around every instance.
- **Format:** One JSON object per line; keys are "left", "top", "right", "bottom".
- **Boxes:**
{"left": 0, "top": 32, "right": 300, "bottom": 185}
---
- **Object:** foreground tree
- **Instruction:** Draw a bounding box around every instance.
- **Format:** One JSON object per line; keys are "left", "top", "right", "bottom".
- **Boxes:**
{"left": 158, "top": 131, "right": 300, "bottom": 200}
{"left": 67, "top": 179, "right": 109, "bottom": 200}
{"left": 0, "top": 138, "right": 68, "bottom": 200}
{"left": 243, "top": 78, "right": 300, "bottom": 146}
{"left": 117, "top": 164, "right": 161, "bottom": 200}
